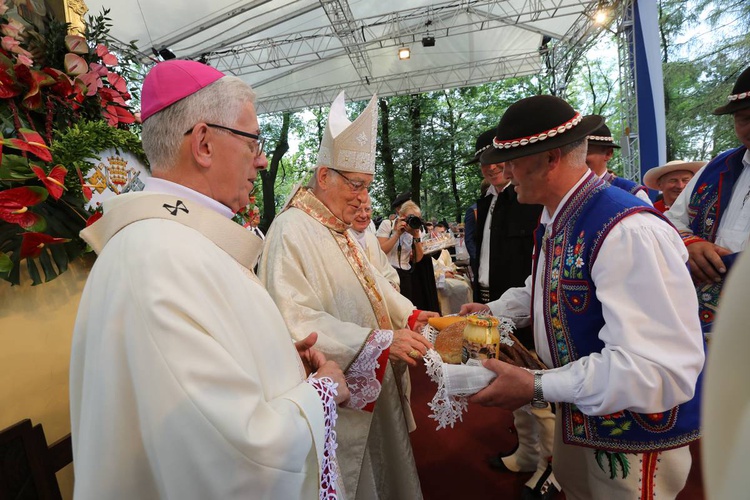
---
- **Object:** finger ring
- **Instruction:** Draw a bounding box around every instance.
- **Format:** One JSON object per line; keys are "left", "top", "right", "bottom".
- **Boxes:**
{"left": 408, "top": 349, "right": 421, "bottom": 359}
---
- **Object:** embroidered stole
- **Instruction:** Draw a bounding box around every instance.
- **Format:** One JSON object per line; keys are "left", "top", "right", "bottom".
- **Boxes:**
{"left": 289, "top": 188, "right": 391, "bottom": 412}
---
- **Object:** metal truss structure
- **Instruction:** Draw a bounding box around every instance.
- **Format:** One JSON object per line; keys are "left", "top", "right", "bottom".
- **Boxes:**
{"left": 616, "top": 0, "right": 640, "bottom": 182}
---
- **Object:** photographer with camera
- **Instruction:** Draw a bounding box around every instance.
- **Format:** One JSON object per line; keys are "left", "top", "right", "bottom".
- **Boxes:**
{"left": 378, "top": 200, "right": 439, "bottom": 310}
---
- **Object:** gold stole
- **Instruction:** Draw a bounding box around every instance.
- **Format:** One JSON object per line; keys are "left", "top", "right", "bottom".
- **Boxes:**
{"left": 289, "top": 188, "right": 393, "bottom": 332}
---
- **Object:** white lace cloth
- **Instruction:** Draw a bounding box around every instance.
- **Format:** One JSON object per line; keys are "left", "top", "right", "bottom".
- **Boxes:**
{"left": 421, "top": 317, "right": 516, "bottom": 430}
{"left": 307, "top": 375, "right": 341, "bottom": 500}
{"left": 343, "top": 329, "right": 393, "bottom": 410}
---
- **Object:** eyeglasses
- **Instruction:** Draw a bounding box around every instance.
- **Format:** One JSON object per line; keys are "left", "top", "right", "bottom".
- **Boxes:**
{"left": 330, "top": 169, "right": 370, "bottom": 193}
{"left": 184, "top": 123, "right": 265, "bottom": 157}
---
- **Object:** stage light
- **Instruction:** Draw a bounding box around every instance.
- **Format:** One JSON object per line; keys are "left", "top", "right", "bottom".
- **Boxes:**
{"left": 398, "top": 47, "right": 411, "bottom": 60}
{"left": 422, "top": 36, "right": 435, "bottom": 47}
{"left": 594, "top": 9, "right": 608, "bottom": 24}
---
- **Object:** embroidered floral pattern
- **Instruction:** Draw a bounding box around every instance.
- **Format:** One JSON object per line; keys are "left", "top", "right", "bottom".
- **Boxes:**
{"left": 307, "top": 376, "right": 341, "bottom": 500}
{"left": 344, "top": 330, "right": 393, "bottom": 410}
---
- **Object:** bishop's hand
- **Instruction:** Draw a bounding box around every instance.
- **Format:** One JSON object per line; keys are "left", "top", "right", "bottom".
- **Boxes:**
{"left": 295, "top": 332, "right": 327, "bottom": 376}
{"left": 389, "top": 328, "right": 433, "bottom": 367}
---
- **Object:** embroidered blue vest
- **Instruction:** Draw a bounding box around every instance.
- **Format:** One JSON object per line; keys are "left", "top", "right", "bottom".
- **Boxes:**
{"left": 685, "top": 146, "right": 747, "bottom": 333}
{"left": 533, "top": 172, "right": 702, "bottom": 453}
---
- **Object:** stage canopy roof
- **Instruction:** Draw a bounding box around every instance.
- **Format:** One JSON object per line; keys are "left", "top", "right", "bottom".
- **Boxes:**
{"left": 86, "top": 0, "right": 609, "bottom": 114}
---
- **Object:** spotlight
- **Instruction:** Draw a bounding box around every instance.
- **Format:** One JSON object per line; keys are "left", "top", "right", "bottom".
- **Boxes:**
{"left": 398, "top": 47, "right": 411, "bottom": 60}
{"left": 594, "top": 9, "right": 608, "bottom": 24}
{"left": 421, "top": 36, "right": 435, "bottom": 47}
{"left": 152, "top": 47, "right": 176, "bottom": 60}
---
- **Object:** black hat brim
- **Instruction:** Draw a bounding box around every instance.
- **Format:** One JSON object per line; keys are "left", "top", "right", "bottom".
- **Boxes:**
{"left": 480, "top": 115, "right": 604, "bottom": 165}
{"left": 587, "top": 139, "right": 621, "bottom": 149}
{"left": 713, "top": 98, "right": 750, "bottom": 116}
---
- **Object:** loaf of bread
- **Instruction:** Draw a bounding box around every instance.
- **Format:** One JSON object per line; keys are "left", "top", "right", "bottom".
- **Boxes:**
{"left": 427, "top": 315, "right": 466, "bottom": 331}
{"left": 434, "top": 319, "right": 467, "bottom": 364}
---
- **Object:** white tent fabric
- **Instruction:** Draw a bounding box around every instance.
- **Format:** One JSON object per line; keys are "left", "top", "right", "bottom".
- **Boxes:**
{"left": 86, "top": 0, "right": 605, "bottom": 113}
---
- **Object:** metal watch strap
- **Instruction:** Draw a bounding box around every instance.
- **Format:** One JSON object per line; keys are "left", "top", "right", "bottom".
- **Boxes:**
{"left": 531, "top": 370, "right": 547, "bottom": 408}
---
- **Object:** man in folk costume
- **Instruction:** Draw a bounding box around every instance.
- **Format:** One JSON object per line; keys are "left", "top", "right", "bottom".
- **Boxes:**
{"left": 665, "top": 65, "right": 750, "bottom": 336}
{"left": 349, "top": 193, "right": 401, "bottom": 291}
{"left": 259, "top": 92, "right": 434, "bottom": 499}
{"left": 462, "top": 95, "right": 704, "bottom": 499}
{"left": 584, "top": 120, "right": 652, "bottom": 205}
{"left": 468, "top": 128, "right": 558, "bottom": 499}
{"left": 642, "top": 160, "right": 705, "bottom": 213}
{"left": 70, "top": 60, "right": 349, "bottom": 500}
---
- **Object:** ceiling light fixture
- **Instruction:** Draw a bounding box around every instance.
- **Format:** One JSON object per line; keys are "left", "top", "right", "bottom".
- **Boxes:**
{"left": 398, "top": 47, "right": 411, "bottom": 60}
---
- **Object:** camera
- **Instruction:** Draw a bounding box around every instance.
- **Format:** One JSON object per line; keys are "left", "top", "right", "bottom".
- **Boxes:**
{"left": 405, "top": 214, "right": 423, "bottom": 229}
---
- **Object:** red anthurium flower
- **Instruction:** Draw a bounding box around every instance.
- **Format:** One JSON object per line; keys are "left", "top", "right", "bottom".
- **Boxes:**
{"left": 0, "top": 57, "right": 19, "bottom": 98}
{"left": 31, "top": 165, "right": 67, "bottom": 200}
{"left": 95, "top": 44, "right": 118, "bottom": 66}
{"left": 88, "top": 62, "right": 108, "bottom": 76}
{"left": 76, "top": 71, "right": 102, "bottom": 97}
{"left": 20, "top": 232, "right": 69, "bottom": 259}
{"left": 0, "top": 186, "right": 47, "bottom": 228}
{"left": 99, "top": 87, "right": 127, "bottom": 106}
{"left": 43, "top": 68, "right": 73, "bottom": 97}
{"left": 2, "top": 128, "right": 53, "bottom": 162}
{"left": 64, "top": 53, "right": 88, "bottom": 76}
{"left": 64, "top": 34, "right": 89, "bottom": 55}
{"left": 14, "top": 65, "right": 55, "bottom": 110}
{"left": 107, "top": 71, "right": 128, "bottom": 93}
{"left": 85, "top": 211, "right": 102, "bottom": 227}
{"left": 103, "top": 104, "right": 136, "bottom": 126}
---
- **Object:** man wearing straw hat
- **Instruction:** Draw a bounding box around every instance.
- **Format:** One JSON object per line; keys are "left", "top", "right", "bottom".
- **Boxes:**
{"left": 461, "top": 94, "right": 703, "bottom": 499}
{"left": 665, "top": 65, "right": 750, "bottom": 335}
{"left": 643, "top": 160, "right": 706, "bottom": 213}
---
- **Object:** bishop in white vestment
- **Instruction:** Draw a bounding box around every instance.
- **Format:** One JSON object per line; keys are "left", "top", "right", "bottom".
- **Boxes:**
{"left": 260, "top": 92, "right": 433, "bottom": 500}
{"left": 70, "top": 61, "right": 346, "bottom": 500}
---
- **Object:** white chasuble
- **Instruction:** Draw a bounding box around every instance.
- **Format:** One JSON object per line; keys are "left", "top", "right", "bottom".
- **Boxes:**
{"left": 71, "top": 192, "right": 335, "bottom": 500}
{"left": 259, "top": 188, "right": 422, "bottom": 500}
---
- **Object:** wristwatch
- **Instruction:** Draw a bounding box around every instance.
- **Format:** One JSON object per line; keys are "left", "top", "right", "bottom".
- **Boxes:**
{"left": 530, "top": 370, "right": 547, "bottom": 409}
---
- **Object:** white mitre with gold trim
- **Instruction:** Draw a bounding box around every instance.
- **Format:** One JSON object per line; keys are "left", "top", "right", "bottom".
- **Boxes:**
{"left": 317, "top": 91, "right": 378, "bottom": 174}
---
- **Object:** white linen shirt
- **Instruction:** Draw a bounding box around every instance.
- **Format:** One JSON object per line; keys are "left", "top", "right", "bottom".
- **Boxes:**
{"left": 666, "top": 149, "right": 750, "bottom": 252}
{"left": 489, "top": 170, "right": 704, "bottom": 416}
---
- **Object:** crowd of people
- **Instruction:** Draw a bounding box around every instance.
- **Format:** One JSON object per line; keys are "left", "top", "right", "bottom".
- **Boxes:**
{"left": 67, "top": 58, "right": 750, "bottom": 499}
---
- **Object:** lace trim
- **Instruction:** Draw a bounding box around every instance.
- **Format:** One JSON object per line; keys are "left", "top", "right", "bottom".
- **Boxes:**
{"left": 307, "top": 376, "right": 341, "bottom": 500}
{"left": 344, "top": 329, "right": 393, "bottom": 410}
{"left": 423, "top": 349, "right": 469, "bottom": 430}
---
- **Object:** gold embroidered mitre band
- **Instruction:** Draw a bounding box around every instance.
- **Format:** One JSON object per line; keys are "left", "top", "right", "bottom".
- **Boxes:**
{"left": 317, "top": 91, "right": 378, "bottom": 174}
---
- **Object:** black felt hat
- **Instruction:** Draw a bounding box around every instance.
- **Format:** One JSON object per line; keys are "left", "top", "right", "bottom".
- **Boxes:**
{"left": 713, "top": 66, "right": 750, "bottom": 115}
{"left": 466, "top": 128, "right": 496, "bottom": 165}
{"left": 586, "top": 121, "right": 620, "bottom": 149}
{"left": 391, "top": 191, "right": 412, "bottom": 210}
{"left": 480, "top": 95, "right": 603, "bottom": 165}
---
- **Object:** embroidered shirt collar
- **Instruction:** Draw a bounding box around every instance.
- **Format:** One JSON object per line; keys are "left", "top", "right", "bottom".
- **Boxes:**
{"left": 144, "top": 177, "right": 235, "bottom": 219}
{"left": 541, "top": 169, "right": 592, "bottom": 225}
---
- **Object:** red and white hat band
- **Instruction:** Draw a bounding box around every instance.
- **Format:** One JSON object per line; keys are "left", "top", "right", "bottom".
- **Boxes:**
{"left": 587, "top": 135, "right": 615, "bottom": 142}
{"left": 493, "top": 113, "right": 582, "bottom": 150}
{"left": 728, "top": 91, "right": 749, "bottom": 102}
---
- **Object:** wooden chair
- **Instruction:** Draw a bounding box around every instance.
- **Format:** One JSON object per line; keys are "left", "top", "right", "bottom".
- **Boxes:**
{"left": 0, "top": 419, "right": 72, "bottom": 500}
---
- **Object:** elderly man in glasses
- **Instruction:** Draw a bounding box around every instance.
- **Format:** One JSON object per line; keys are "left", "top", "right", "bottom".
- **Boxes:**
{"left": 70, "top": 61, "right": 350, "bottom": 499}
{"left": 259, "top": 91, "right": 435, "bottom": 500}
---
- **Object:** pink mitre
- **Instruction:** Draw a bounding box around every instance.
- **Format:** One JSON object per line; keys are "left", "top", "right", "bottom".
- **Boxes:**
{"left": 141, "top": 60, "right": 225, "bottom": 121}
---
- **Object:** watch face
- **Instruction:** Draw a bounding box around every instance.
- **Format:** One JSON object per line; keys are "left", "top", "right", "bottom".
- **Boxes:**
{"left": 531, "top": 400, "right": 547, "bottom": 409}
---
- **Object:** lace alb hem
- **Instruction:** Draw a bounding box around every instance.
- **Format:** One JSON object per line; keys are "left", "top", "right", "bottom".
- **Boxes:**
{"left": 307, "top": 376, "right": 341, "bottom": 500}
{"left": 344, "top": 329, "right": 393, "bottom": 410}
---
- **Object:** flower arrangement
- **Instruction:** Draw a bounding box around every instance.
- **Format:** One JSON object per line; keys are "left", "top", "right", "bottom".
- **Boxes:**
{"left": 0, "top": 7, "right": 145, "bottom": 286}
